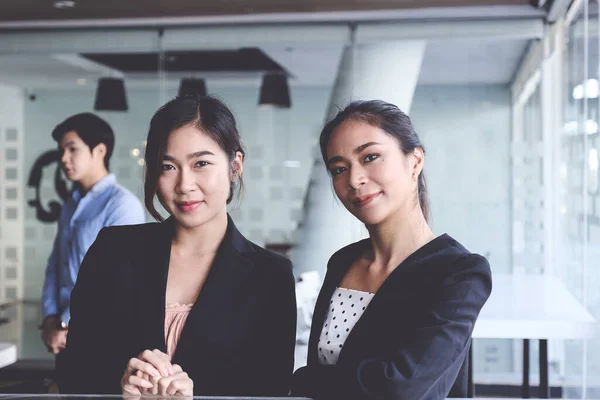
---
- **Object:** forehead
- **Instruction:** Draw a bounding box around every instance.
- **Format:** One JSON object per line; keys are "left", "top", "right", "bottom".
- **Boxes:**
{"left": 165, "top": 124, "right": 223, "bottom": 154}
{"left": 60, "top": 130, "right": 84, "bottom": 147}
{"left": 327, "top": 119, "right": 396, "bottom": 153}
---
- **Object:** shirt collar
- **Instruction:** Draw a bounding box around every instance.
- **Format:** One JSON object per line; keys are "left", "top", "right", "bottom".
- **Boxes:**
{"left": 72, "top": 173, "right": 116, "bottom": 202}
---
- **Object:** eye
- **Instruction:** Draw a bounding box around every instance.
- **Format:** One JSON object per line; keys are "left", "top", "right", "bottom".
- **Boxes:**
{"left": 364, "top": 153, "right": 379, "bottom": 163}
{"left": 195, "top": 161, "right": 209, "bottom": 168}
{"left": 161, "top": 164, "right": 174, "bottom": 171}
{"left": 330, "top": 166, "right": 346, "bottom": 176}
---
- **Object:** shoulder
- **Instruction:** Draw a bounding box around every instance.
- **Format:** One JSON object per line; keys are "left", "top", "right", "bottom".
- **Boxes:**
{"left": 433, "top": 235, "right": 491, "bottom": 276}
{"left": 236, "top": 238, "right": 294, "bottom": 288}
{"left": 326, "top": 239, "right": 368, "bottom": 271}
{"left": 430, "top": 235, "right": 492, "bottom": 296}
{"left": 104, "top": 183, "right": 143, "bottom": 209}
{"left": 95, "top": 221, "right": 162, "bottom": 247}
{"left": 244, "top": 241, "right": 293, "bottom": 275}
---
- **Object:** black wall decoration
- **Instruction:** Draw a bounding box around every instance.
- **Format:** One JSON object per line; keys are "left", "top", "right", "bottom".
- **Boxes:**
{"left": 27, "top": 149, "right": 70, "bottom": 223}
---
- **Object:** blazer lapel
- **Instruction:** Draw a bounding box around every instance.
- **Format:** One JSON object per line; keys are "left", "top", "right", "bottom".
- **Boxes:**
{"left": 172, "top": 215, "right": 255, "bottom": 366}
{"left": 134, "top": 219, "right": 173, "bottom": 354}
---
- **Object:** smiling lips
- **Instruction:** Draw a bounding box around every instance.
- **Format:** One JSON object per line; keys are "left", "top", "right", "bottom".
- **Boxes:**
{"left": 177, "top": 201, "right": 201, "bottom": 212}
{"left": 352, "top": 192, "right": 381, "bottom": 207}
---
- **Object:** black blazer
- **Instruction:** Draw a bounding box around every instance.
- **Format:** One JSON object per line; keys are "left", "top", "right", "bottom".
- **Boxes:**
{"left": 292, "top": 234, "right": 492, "bottom": 400}
{"left": 57, "top": 215, "right": 297, "bottom": 396}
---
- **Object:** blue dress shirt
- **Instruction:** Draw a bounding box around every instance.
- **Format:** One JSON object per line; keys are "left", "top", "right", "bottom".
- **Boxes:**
{"left": 41, "top": 173, "right": 146, "bottom": 325}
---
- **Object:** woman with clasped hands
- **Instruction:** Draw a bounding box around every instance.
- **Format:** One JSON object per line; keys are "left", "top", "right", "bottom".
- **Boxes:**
{"left": 57, "top": 95, "right": 297, "bottom": 396}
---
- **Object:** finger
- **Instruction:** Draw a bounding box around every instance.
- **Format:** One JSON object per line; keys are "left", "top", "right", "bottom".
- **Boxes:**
{"left": 157, "top": 375, "right": 175, "bottom": 396}
{"left": 135, "top": 370, "right": 150, "bottom": 394}
{"left": 159, "top": 372, "right": 189, "bottom": 396}
{"left": 167, "top": 379, "right": 189, "bottom": 396}
{"left": 126, "top": 358, "right": 160, "bottom": 378}
{"left": 149, "top": 376, "right": 159, "bottom": 396}
{"left": 170, "top": 379, "right": 193, "bottom": 396}
{"left": 166, "top": 381, "right": 179, "bottom": 396}
{"left": 127, "top": 375, "right": 153, "bottom": 390}
{"left": 138, "top": 350, "right": 171, "bottom": 376}
{"left": 143, "top": 374, "right": 161, "bottom": 396}
{"left": 171, "top": 364, "right": 183, "bottom": 374}
{"left": 151, "top": 348, "right": 170, "bottom": 359}
{"left": 121, "top": 380, "right": 142, "bottom": 396}
{"left": 157, "top": 372, "right": 187, "bottom": 396}
{"left": 152, "top": 349, "right": 174, "bottom": 374}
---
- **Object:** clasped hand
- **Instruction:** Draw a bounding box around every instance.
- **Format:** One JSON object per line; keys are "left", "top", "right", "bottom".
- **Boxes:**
{"left": 121, "top": 349, "right": 193, "bottom": 396}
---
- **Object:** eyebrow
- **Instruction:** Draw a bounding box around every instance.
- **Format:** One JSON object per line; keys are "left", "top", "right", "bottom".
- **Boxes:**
{"left": 163, "top": 150, "right": 215, "bottom": 162}
{"left": 61, "top": 141, "right": 77, "bottom": 148}
{"left": 326, "top": 142, "right": 381, "bottom": 165}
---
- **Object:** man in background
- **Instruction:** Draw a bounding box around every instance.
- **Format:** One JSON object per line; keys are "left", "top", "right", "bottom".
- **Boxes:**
{"left": 40, "top": 113, "right": 145, "bottom": 355}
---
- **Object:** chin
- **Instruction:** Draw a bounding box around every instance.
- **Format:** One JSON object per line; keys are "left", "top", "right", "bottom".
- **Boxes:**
{"left": 66, "top": 173, "right": 79, "bottom": 182}
{"left": 175, "top": 214, "right": 207, "bottom": 229}
{"left": 351, "top": 208, "right": 389, "bottom": 226}
{"left": 173, "top": 209, "right": 220, "bottom": 229}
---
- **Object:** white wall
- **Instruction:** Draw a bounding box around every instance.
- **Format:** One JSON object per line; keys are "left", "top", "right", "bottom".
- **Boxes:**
{"left": 411, "top": 84, "right": 511, "bottom": 273}
{"left": 411, "top": 84, "right": 513, "bottom": 375}
{"left": 0, "top": 83, "right": 25, "bottom": 304}
{"left": 22, "top": 84, "right": 331, "bottom": 300}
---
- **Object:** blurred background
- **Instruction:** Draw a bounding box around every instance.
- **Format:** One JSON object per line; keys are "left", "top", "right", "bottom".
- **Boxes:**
{"left": 0, "top": 0, "right": 597, "bottom": 398}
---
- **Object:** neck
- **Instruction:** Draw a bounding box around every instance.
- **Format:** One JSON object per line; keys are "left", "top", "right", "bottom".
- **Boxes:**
{"left": 172, "top": 210, "right": 228, "bottom": 257}
{"left": 365, "top": 203, "right": 435, "bottom": 271}
{"left": 78, "top": 168, "right": 109, "bottom": 194}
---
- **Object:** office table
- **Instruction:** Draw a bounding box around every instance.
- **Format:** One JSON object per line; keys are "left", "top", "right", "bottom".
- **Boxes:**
{"left": 0, "top": 344, "right": 16, "bottom": 369}
{"left": 0, "top": 396, "right": 309, "bottom": 400}
{"left": 0, "top": 395, "right": 596, "bottom": 400}
{"left": 471, "top": 274, "right": 596, "bottom": 398}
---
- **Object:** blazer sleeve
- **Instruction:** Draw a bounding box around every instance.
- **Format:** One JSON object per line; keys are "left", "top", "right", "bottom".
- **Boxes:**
{"left": 292, "top": 253, "right": 492, "bottom": 400}
{"left": 243, "top": 258, "right": 297, "bottom": 396}
{"left": 57, "top": 228, "right": 123, "bottom": 394}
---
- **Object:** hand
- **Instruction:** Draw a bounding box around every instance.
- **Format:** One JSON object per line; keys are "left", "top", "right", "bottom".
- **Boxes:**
{"left": 155, "top": 364, "right": 193, "bottom": 396}
{"left": 121, "top": 349, "right": 174, "bottom": 395}
{"left": 41, "top": 323, "right": 67, "bottom": 355}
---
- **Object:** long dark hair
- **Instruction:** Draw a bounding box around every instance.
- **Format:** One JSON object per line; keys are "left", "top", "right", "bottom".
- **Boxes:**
{"left": 319, "top": 99, "right": 430, "bottom": 222}
{"left": 144, "top": 95, "right": 245, "bottom": 221}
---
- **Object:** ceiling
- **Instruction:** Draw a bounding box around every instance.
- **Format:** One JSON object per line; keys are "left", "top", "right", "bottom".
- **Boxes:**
{"left": 419, "top": 39, "right": 529, "bottom": 84}
{"left": 0, "top": 0, "right": 536, "bottom": 22}
{"left": 0, "top": 37, "right": 529, "bottom": 90}
{"left": 81, "top": 49, "right": 286, "bottom": 74}
{"left": 0, "top": 1, "right": 539, "bottom": 88}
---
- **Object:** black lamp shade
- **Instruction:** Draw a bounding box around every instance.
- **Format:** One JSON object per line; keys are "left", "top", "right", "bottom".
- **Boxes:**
{"left": 259, "top": 73, "right": 291, "bottom": 108}
{"left": 179, "top": 78, "right": 207, "bottom": 97}
{"left": 94, "top": 78, "right": 128, "bottom": 111}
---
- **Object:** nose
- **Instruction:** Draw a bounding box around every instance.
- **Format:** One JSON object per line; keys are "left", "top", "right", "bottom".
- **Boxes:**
{"left": 60, "top": 150, "right": 69, "bottom": 165}
{"left": 176, "top": 168, "right": 197, "bottom": 194}
{"left": 348, "top": 164, "right": 367, "bottom": 192}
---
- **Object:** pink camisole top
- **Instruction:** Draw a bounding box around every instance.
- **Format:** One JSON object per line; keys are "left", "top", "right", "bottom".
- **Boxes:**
{"left": 164, "top": 303, "right": 193, "bottom": 359}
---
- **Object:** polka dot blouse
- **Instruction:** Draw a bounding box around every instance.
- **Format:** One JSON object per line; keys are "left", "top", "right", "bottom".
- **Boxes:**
{"left": 318, "top": 287, "right": 375, "bottom": 365}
